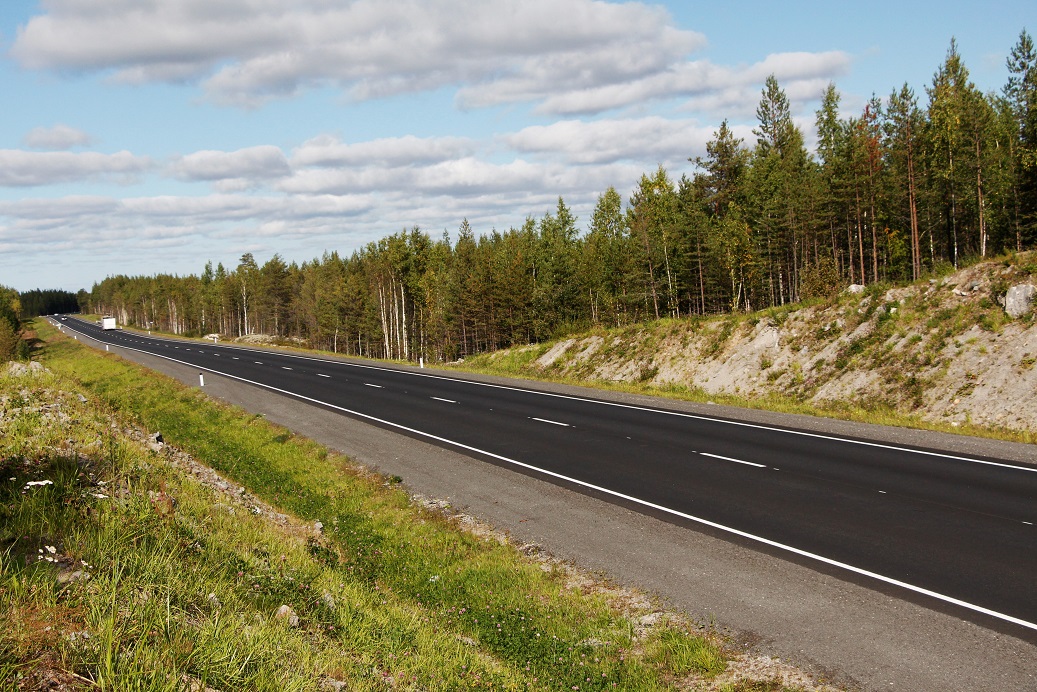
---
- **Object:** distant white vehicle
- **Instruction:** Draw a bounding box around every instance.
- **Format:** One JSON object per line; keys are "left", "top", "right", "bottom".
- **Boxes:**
{"left": 101, "top": 317, "right": 117, "bottom": 330}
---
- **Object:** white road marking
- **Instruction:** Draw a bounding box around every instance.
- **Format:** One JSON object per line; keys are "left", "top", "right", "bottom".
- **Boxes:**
{"left": 282, "top": 367, "right": 293, "bottom": 370}
{"left": 57, "top": 320, "right": 1037, "bottom": 633}
{"left": 879, "top": 490, "right": 887, "bottom": 494}
{"left": 700, "top": 452, "right": 766, "bottom": 468}
{"left": 74, "top": 338, "right": 1036, "bottom": 634}
{"left": 317, "top": 373, "right": 331, "bottom": 378}
{"left": 531, "top": 417, "right": 570, "bottom": 427}
{"left": 364, "top": 383, "right": 382, "bottom": 388}
{"left": 254, "top": 361, "right": 263, "bottom": 365}
{"left": 431, "top": 397, "right": 457, "bottom": 403}
{"left": 84, "top": 327, "right": 1037, "bottom": 475}
{"left": 291, "top": 358, "right": 1037, "bottom": 475}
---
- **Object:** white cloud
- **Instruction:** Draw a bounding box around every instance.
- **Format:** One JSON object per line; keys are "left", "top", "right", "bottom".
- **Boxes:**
{"left": 534, "top": 51, "right": 850, "bottom": 116}
{"left": 12, "top": 0, "right": 714, "bottom": 113}
{"left": 23, "top": 124, "right": 95, "bottom": 150}
{"left": 0, "top": 150, "right": 151, "bottom": 186}
{"left": 167, "top": 145, "right": 291, "bottom": 191}
{"left": 503, "top": 117, "right": 720, "bottom": 165}
{"left": 292, "top": 134, "right": 476, "bottom": 168}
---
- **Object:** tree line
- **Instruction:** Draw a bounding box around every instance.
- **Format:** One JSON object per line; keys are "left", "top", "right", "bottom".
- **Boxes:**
{"left": 85, "top": 33, "right": 1037, "bottom": 363}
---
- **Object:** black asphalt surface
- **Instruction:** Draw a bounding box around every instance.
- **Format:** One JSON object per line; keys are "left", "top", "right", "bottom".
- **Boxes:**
{"left": 56, "top": 317, "right": 1037, "bottom": 634}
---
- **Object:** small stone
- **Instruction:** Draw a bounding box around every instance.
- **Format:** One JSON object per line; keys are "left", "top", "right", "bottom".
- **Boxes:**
{"left": 56, "top": 569, "right": 90, "bottom": 584}
{"left": 314, "top": 520, "right": 324, "bottom": 534}
{"left": 274, "top": 604, "right": 299, "bottom": 627}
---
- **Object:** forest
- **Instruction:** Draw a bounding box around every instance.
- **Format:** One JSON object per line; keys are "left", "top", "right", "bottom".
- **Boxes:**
{"left": 84, "top": 34, "right": 1037, "bottom": 363}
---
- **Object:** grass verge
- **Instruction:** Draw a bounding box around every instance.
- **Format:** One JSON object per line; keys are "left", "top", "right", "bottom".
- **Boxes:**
{"left": 0, "top": 323, "right": 831, "bottom": 690}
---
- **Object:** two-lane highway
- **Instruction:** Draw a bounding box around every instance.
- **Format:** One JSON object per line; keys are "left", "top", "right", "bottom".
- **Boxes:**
{"left": 56, "top": 316, "right": 1037, "bottom": 636}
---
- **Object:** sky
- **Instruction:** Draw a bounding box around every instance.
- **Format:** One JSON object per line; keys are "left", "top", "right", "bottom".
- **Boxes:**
{"left": 0, "top": 1, "right": 1032, "bottom": 293}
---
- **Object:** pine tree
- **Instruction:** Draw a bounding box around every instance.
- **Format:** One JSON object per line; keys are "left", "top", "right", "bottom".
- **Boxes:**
{"left": 1005, "top": 29, "right": 1037, "bottom": 248}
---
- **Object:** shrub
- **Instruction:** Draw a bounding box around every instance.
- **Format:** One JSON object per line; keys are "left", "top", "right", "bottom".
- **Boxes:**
{"left": 799, "top": 256, "right": 842, "bottom": 300}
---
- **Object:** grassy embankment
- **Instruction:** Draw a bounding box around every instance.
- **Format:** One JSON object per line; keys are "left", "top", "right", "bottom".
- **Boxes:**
{"left": 2, "top": 322, "right": 816, "bottom": 690}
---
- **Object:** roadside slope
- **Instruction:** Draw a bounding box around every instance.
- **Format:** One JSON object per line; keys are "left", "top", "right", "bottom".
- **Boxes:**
{"left": 2, "top": 325, "right": 844, "bottom": 691}
{"left": 464, "top": 255, "right": 1037, "bottom": 438}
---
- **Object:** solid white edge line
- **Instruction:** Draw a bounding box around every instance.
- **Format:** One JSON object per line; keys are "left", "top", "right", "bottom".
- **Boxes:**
{"left": 61, "top": 328, "right": 1037, "bottom": 634}
{"left": 700, "top": 452, "right": 766, "bottom": 468}
{"left": 103, "top": 326, "right": 1033, "bottom": 475}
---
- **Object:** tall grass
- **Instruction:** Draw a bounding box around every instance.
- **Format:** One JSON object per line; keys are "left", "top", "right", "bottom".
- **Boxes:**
{"left": 0, "top": 322, "right": 754, "bottom": 690}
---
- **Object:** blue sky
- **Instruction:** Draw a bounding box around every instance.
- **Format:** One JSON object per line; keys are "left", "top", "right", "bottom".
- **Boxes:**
{"left": 0, "top": 0, "right": 1031, "bottom": 293}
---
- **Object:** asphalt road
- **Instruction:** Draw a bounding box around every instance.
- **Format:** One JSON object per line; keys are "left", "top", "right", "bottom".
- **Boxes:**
{"left": 55, "top": 316, "right": 1037, "bottom": 640}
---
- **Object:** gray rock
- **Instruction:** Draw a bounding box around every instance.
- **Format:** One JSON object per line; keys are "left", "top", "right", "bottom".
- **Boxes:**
{"left": 1004, "top": 283, "right": 1036, "bottom": 318}
{"left": 6, "top": 361, "right": 45, "bottom": 375}
{"left": 274, "top": 604, "right": 299, "bottom": 627}
{"left": 846, "top": 284, "right": 865, "bottom": 294}
{"left": 56, "top": 569, "right": 90, "bottom": 584}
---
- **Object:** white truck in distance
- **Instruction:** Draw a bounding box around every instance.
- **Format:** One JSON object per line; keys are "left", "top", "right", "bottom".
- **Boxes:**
{"left": 101, "top": 317, "right": 117, "bottom": 330}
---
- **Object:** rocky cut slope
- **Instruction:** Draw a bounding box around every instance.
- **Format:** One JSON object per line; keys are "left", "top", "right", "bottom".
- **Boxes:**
{"left": 482, "top": 255, "right": 1037, "bottom": 435}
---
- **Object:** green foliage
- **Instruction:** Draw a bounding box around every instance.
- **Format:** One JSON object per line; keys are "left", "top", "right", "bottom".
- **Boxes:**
{"left": 17, "top": 289, "right": 80, "bottom": 318}
{"left": 0, "top": 286, "right": 24, "bottom": 361}
{"left": 81, "top": 31, "right": 1037, "bottom": 365}
{"left": 799, "top": 256, "right": 842, "bottom": 300}
{"left": 25, "top": 326, "right": 750, "bottom": 690}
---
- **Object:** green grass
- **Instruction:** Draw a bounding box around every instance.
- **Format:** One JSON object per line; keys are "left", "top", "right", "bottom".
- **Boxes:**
{"left": 3, "top": 321, "right": 795, "bottom": 690}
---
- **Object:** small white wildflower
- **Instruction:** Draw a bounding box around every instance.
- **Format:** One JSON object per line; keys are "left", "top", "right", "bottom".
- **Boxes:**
{"left": 46, "top": 545, "right": 57, "bottom": 554}
{"left": 25, "top": 480, "right": 54, "bottom": 488}
{"left": 428, "top": 575, "right": 440, "bottom": 583}
{"left": 91, "top": 493, "right": 108, "bottom": 499}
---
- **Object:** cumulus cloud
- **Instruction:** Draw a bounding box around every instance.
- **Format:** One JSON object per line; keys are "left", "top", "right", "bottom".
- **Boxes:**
{"left": 535, "top": 51, "right": 850, "bottom": 116}
{"left": 23, "top": 124, "right": 95, "bottom": 150}
{"left": 167, "top": 145, "right": 291, "bottom": 191}
{"left": 503, "top": 117, "right": 719, "bottom": 165}
{"left": 10, "top": 2, "right": 853, "bottom": 118}
{"left": 11, "top": 0, "right": 712, "bottom": 112}
{"left": 292, "top": 134, "right": 476, "bottom": 168}
{"left": 0, "top": 150, "right": 152, "bottom": 186}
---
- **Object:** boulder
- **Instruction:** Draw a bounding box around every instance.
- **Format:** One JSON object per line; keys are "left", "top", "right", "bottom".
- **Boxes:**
{"left": 1004, "top": 283, "right": 1036, "bottom": 318}
{"left": 846, "top": 284, "right": 866, "bottom": 294}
